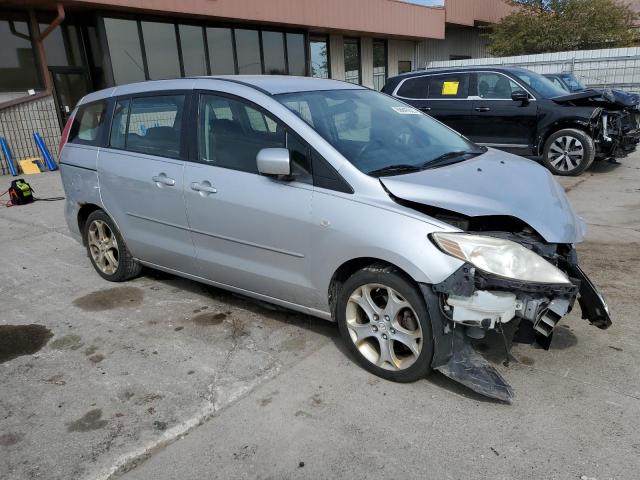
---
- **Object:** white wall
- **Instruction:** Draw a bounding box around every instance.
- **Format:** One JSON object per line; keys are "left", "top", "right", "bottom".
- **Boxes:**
{"left": 388, "top": 39, "right": 418, "bottom": 77}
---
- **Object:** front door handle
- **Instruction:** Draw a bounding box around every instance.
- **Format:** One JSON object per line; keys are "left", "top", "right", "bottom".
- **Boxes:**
{"left": 152, "top": 173, "right": 176, "bottom": 187}
{"left": 420, "top": 107, "right": 431, "bottom": 112}
{"left": 475, "top": 107, "right": 491, "bottom": 112}
{"left": 191, "top": 181, "right": 217, "bottom": 196}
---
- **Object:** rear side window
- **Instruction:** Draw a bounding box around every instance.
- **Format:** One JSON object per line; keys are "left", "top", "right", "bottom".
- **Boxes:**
{"left": 69, "top": 101, "right": 107, "bottom": 146}
{"left": 109, "top": 94, "right": 185, "bottom": 158}
{"left": 427, "top": 74, "right": 470, "bottom": 99}
{"left": 396, "top": 77, "right": 428, "bottom": 99}
{"left": 198, "top": 94, "right": 285, "bottom": 173}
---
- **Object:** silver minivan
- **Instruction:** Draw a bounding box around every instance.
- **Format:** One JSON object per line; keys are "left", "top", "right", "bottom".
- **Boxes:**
{"left": 59, "top": 76, "right": 610, "bottom": 401}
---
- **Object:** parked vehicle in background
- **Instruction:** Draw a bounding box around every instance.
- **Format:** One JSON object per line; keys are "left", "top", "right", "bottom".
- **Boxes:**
{"left": 59, "top": 76, "right": 611, "bottom": 401}
{"left": 545, "top": 72, "right": 640, "bottom": 107}
{"left": 383, "top": 66, "right": 640, "bottom": 176}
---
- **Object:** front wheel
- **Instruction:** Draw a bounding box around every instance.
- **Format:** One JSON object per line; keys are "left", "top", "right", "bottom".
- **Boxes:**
{"left": 542, "top": 128, "right": 595, "bottom": 176}
{"left": 336, "top": 265, "right": 433, "bottom": 382}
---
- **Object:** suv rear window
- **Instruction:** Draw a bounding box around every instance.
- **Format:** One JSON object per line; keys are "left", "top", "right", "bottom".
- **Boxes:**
{"left": 69, "top": 101, "right": 107, "bottom": 146}
{"left": 427, "top": 74, "right": 469, "bottom": 99}
{"left": 396, "top": 77, "right": 428, "bottom": 99}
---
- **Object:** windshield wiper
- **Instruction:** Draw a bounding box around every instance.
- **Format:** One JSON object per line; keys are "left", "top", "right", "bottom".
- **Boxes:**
{"left": 367, "top": 164, "right": 422, "bottom": 177}
{"left": 368, "top": 149, "right": 486, "bottom": 177}
{"left": 423, "top": 149, "right": 484, "bottom": 169}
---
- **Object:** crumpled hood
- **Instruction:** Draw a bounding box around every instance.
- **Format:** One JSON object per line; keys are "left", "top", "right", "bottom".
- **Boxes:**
{"left": 553, "top": 88, "right": 638, "bottom": 109}
{"left": 380, "top": 149, "right": 586, "bottom": 244}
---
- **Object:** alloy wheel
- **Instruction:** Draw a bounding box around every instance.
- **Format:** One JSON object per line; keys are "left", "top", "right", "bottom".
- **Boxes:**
{"left": 345, "top": 283, "right": 422, "bottom": 371}
{"left": 87, "top": 219, "right": 119, "bottom": 275}
{"left": 548, "top": 135, "right": 584, "bottom": 172}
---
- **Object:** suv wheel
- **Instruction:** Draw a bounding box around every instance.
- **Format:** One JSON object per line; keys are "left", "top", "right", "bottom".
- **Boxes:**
{"left": 336, "top": 265, "right": 433, "bottom": 382}
{"left": 84, "top": 210, "right": 141, "bottom": 282}
{"left": 542, "top": 128, "right": 595, "bottom": 176}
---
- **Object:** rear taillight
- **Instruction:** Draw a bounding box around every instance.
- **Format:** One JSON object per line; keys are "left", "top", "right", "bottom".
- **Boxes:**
{"left": 58, "top": 113, "right": 74, "bottom": 155}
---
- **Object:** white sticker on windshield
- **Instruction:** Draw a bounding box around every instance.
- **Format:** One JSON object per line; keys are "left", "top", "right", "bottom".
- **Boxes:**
{"left": 392, "top": 106, "right": 421, "bottom": 115}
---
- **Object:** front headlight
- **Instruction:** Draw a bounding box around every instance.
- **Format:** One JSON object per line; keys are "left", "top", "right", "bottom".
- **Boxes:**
{"left": 431, "top": 232, "right": 570, "bottom": 284}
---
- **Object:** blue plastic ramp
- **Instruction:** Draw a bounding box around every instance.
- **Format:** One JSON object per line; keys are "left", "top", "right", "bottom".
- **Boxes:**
{"left": 33, "top": 132, "right": 58, "bottom": 171}
{"left": 0, "top": 137, "right": 18, "bottom": 176}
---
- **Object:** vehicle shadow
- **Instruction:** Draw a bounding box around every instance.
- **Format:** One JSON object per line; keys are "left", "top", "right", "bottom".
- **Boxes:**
{"left": 141, "top": 268, "right": 510, "bottom": 404}
{"left": 587, "top": 159, "right": 624, "bottom": 175}
{"left": 141, "top": 267, "right": 339, "bottom": 338}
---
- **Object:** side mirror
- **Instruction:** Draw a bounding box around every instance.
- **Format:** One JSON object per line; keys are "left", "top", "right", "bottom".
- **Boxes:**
{"left": 256, "top": 148, "right": 291, "bottom": 177}
{"left": 511, "top": 90, "right": 529, "bottom": 103}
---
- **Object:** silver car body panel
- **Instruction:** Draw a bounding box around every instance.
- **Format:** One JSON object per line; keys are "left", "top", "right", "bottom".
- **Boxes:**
{"left": 61, "top": 76, "right": 580, "bottom": 320}
{"left": 380, "top": 148, "right": 586, "bottom": 244}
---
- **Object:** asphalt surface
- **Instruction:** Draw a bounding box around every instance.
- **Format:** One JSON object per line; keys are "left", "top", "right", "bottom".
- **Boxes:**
{"left": 1, "top": 156, "right": 639, "bottom": 480}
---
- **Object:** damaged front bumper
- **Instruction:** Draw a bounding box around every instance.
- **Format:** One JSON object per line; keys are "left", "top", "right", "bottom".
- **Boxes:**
{"left": 596, "top": 108, "right": 640, "bottom": 159}
{"left": 421, "top": 246, "right": 611, "bottom": 403}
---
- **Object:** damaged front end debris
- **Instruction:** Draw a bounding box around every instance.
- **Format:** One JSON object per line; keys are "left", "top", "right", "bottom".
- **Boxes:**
{"left": 421, "top": 233, "right": 611, "bottom": 403}
{"left": 562, "top": 95, "right": 640, "bottom": 161}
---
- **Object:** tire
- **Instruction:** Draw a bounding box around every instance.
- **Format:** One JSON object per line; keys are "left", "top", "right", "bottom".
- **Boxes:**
{"left": 83, "top": 210, "right": 141, "bottom": 282}
{"left": 336, "top": 264, "right": 433, "bottom": 382}
{"left": 542, "top": 128, "right": 595, "bottom": 176}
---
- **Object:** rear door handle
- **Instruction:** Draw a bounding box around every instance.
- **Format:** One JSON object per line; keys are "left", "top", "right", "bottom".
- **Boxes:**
{"left": 420, "top": 107, "right": 431, "bottom": 112}
{"left": 475, "top": 107, "right": 491, "bottom": 112}
{"left": 152, "top": 173, "right": 176, "bottom": 186}
{"left": 191, "top": 181, "right": 217, "bottom": 195}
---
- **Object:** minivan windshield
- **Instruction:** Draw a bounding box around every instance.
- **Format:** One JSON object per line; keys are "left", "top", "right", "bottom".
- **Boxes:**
{"left": 275, "top": 90, "right": 484, "bottom": 176}
{"left": 513, "top": 70, "right": 569, "bottom": 99}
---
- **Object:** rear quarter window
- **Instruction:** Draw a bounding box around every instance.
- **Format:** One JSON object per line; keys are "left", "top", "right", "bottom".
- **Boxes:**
{"left": 69, "top": 101, "right": 108, "bottom": 146}
{"left": 396, "top": 77, "right": 428, "bottom": 99}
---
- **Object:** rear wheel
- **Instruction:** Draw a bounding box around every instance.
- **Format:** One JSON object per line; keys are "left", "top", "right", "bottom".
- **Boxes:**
{"left": 336, "top": 265, "right": 433, "bottom": 382}
{"left": 542, "top": 128, "right": 595, "bottom": 176}
{"left": 84, "top": 210, "right": 141, "bottom": 282}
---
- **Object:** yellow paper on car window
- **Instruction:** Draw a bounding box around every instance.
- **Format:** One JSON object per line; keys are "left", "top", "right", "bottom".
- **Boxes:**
{"left": 442, "top": 81, "right": 459, "bottom": 95}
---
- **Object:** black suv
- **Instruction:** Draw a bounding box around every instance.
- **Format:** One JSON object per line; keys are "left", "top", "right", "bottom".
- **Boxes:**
{"left": 383, "top": 66, "right": 640, "bottom": 176}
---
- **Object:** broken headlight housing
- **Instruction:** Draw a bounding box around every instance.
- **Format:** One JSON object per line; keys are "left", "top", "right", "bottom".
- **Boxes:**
{"left": 430, "top": 232, "right": 570, "bottom": 284}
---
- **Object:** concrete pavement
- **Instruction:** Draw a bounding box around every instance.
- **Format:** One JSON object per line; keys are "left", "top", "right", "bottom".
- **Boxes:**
{"left": 1, "top": 156, "right": 639, "bottom": 480}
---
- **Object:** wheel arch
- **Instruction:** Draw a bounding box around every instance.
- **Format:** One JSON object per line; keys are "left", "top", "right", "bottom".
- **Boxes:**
{"left": 328, "top": 257, "right": 419, "bottom": 318}
{"left": 77, "top": 203, "right": 103, "bottom": 245}
{"left": 536, "top": 120, "right": 594, "bottom": 156}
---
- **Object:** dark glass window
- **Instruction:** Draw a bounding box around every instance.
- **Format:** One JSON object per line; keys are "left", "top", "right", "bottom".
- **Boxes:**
{"left": 261, "top": 31, "right": 286, "bottom": 75}
{"left": 344, "top": 38, "right": 360, "bottom": 85}
{"left": 109, "top": 99, "right": 130, "bottom": 149}
{"left": 398, "top": 60, "right": 412, "bottom": 74}
{"left": 287, "top": 132, "right": 312, "bottom": 184}
{"left": 126, "top": 95, "right": 185, "bottom": 158}
{"left": 179, "top": 25, "right": 207, "bottom": 76}
{"left": 310, "top": 37, "right": 329, "bottom": 79}
{"left": 39, "top": 23, "right": 83, "bottom": 67}
{"left": 476, "top": 72, "right": 520, "bottom": 99}
{"left": 427, "top": 73, "right": 470, "bottom": 99}
{"left": 235, "top": 29, "right": 261, "bottom": 74}
{"left": 141, "top": 21, "right": 180, "bottom": 80}
{"left": 0, "top": 16, "right": 41, "bottom": 91}
{"left": 86, "top": 25, "right": 106, "bottom": 90}
{"left": 286, "top": 33, "right": 305, "bottom": 76}
{"left": 206, "top": 27, "right": 235, "bottom": 75}
{"left": 198, "top": 94, "right": 285, "bottom": 173}
{"left": 396, "top": 77, "right": 428, "bottom": 99}
{"left": 373, "top": 39, "right": 387, "bottom": 91}
{"left": 69, "top": 101, "right": 107, "bottom": 145}
{"left": 103, "top": 18, "right": 146, "bottom": 85}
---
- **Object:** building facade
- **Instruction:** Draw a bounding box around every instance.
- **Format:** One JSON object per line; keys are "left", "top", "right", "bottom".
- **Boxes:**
{"left": 0, "top": 0, "right": 511, "bottom": 170}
